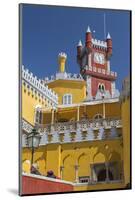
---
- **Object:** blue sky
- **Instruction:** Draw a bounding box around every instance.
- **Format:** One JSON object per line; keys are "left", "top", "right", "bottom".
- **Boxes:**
{"left": 21, "top": 4, "right": 130, "bottom": 91}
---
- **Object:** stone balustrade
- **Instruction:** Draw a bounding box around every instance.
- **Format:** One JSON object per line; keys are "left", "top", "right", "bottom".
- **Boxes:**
{"left": 37, "top": 118, "right": 122, "bottom": 145}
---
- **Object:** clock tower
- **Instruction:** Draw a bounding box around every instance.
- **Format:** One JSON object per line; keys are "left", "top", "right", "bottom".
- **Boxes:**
{"left": 77, "top": 26, "right": 119, "bottom": 100}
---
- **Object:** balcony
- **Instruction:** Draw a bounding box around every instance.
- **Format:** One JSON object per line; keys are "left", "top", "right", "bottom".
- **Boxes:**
{"left": 36, "top": 118, "right": 122, "bottom": 145}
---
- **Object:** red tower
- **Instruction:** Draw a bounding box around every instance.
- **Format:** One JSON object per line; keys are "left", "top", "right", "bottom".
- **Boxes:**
{"left": 77, "top": 26, "right": 119, "bottom": 100}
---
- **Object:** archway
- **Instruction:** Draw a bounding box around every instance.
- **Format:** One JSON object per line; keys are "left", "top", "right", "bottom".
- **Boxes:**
{"left": 62, "top": 155, "right": 75, "bottom": 182}
{"left": 78, "top": 153, "right": 90, "bottom": 183}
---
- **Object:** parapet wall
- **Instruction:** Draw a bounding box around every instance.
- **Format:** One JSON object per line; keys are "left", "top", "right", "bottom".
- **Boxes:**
{"left": 22, "top": 173, "right": 74, "bottom": 195}
{"left": 22, "top": 65, "right": 58, "bottom": 107}
{"left": 92, "top": 38, "right": 107, "bottom": 49}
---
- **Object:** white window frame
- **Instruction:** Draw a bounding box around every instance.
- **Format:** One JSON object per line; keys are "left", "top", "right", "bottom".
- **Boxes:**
{"left": 79, "top": 176, "right": 90, "bottom": 183}
{"left": 34, "top": 105, "right": 42, "bottom": 124}
{"left": 63, "top": 94, "right": 72, "bottom": 105}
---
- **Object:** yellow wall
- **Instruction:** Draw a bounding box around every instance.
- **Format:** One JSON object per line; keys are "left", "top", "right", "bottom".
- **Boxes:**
{"left": 22, "top": 85, "right": 49, "bottom": 125}
{"left": 74, "top": 181, "right": 127, "bottom": 191}
{"left": 45, "top": 144, "right": 61, "bottom": 177}
{"left": 121, "top": 96, "right": 130, "bottom": 185}
{"left": 22, "top": 139, "right": 123, "bottom": 182}
{"left": 47, "top": 80, "right": 86, "bottom": 105}
{"left": 22, "top": 146, "right": 47, "bottom": 175}
{"left": 85, "top": 102, "right": 121, "bottom": 119}
{"left": 22, "top": 75, "right": 130, "bottom": 191}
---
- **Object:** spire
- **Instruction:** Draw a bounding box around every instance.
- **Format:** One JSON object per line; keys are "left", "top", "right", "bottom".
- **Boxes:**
{"left": 77, "top": 40, "right": 82, "bottom": 46}
{"left": 86, "top": 26, "right": 91, "bottom": 33}
{"left": 107, "top": 32, "right": 111, "bottom": 39}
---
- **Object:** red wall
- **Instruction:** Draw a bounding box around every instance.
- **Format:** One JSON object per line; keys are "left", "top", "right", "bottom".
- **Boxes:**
{"left": 91, "top": 77, "right": 112, "bottom": 97}
{"left": 22, "top": 175, "right": 74, "bottom": 195}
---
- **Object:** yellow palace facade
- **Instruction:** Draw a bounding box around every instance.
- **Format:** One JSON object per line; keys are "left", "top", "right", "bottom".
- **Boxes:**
{"left": 21, "top": 27, "right": 130, "bottom": 191}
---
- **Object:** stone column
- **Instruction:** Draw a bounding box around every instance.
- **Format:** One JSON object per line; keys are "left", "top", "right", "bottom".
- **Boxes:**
{"left": 77, "top": 106, "right": 80, "bottom": 122}
{"left": 105, "top": 162, "right": 110, "bottom": 182}
{"left": 74, "top": 163, "right": 79, "bottom": 183}
{"left": 60, "top": 166, "right": 64, "bottom": 179}
{"left": 103, "top": 100, "right": 106, "bottom": 119}
{"left": 76, "top": 127, "right": 82, "bottom": 141}
{"left": 51, "top": 109, "right": 55, "bottom": 125}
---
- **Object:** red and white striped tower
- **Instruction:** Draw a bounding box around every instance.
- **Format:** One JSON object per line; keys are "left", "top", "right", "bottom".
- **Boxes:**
{"left": 76, "top": 27, "right": 119, "bottom": 100}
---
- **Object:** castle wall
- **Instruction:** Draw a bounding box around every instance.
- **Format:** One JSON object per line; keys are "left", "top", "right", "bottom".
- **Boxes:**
{"left": 121, "top": 95, "right": 130, "bottom": 185}
{"left": 47, "top": 79, "right": 86, "bottom": 105}
{"left": 91, "top": 76, "right": 112, "bottom": 97}
{"left": 22, "top": 139, "right": 123, "bottom": 183}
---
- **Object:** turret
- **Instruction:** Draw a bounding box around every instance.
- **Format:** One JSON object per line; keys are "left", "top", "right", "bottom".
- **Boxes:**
{"left": 85, "top": 26, "right": 92, "bottom": 51}
{"left": 106, "top": 32, "right": 112, "bottom": 59}
{"left": 58, "top": 52, "right": 67, "bottom": 73}
{"left": 77, "top": 40, "right": 82, "bottom": 64}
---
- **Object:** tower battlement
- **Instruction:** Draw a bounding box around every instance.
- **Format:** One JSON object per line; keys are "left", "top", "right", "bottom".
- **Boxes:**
{"left": 92, "top": 38, "right": 107, "bottom": 49}
{"left": 58, "top": 52, "right": 67, "bottom": 59}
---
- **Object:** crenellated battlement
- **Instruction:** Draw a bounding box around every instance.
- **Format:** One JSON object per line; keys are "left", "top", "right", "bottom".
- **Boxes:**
{"left": 92, "top": 38, "right": 107, "bottom": 49}
{"left": 22, "top": 65, "right": 58, "bottom": 107}
{"left": 58, "top": 52, "right": 67, "bottom": 59}
{"left": 44, "top": 72, "right": 84, "bottom": 84}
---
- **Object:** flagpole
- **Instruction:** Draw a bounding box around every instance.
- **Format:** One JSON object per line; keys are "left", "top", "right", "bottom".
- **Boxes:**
{"left": 104, "top": 13, "right": 106, "bottom": 39}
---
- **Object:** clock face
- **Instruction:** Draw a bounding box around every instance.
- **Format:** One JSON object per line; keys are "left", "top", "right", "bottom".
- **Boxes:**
{"left": 94, "top": 52, "right": 105, "bottom": 64}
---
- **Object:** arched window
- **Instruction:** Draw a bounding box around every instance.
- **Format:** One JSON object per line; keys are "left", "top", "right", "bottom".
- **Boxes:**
{"left": 98, "top": 83, "right": 105, "bottom": 93}
{"left": 63, "top": 94, "right": 72, "bottom": 105}
{"left": 101, "top": 84, "right": 105, "bottom": 91}
{"left": 93, "top": 114, "right": 103, "bottom": 120}
{"left": 98, "top": 84, "right": 101, "bottom": 90}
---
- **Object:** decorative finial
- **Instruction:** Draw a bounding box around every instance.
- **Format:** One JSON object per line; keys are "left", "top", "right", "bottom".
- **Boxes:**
{"left": 107, "top": 32, "right": 111, "bottom": 39}
{"left": 86, "top": 26, "right": 91, "bottom": 33}
{"left": 77, "top": 40, "right": 82, "bottom": 46}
